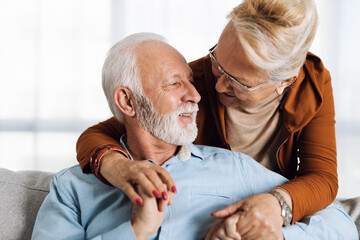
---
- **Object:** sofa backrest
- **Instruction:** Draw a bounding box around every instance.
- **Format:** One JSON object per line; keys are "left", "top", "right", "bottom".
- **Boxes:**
{"left": 335, "top": 197, "right": 360, "bottom": 234}
{"left": 0, "top": 167, "right": 359, "bottom": 239}
{"left": 0, "top": 168, "right": 53, "bottom": 240}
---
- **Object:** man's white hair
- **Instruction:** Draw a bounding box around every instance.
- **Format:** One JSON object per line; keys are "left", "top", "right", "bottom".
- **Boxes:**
{"left": 102, "top": 32, "right": 168, "bottom": 123}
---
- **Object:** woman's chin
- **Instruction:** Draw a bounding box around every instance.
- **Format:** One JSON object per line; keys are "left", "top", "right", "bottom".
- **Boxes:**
{"left": 218, "top": 93, "right": 239, "bottom": 107}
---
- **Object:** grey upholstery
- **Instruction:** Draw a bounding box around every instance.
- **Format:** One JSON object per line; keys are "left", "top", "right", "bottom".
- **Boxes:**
{"left": 0, "top": 168, "right": 53, "bottom": 240}
{"left": 0, "top": 167, "right": 359, "bottom": 239}
{"left": 335, "top": 197, "right": 360, "bottom": 234}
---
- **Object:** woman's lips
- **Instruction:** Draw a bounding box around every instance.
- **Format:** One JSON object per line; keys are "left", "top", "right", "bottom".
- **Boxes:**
{"left": 222, "top": 92, "right": 235, "bottom": 98}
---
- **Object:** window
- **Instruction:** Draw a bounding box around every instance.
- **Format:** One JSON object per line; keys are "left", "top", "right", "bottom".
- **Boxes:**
{"left": 0, "top": 0, "right": 359, "bottom": 198}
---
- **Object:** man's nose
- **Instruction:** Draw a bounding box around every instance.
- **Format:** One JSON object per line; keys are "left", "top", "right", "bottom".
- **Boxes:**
{"left": 183, "top": 81, "right": 201, "bottom": 104}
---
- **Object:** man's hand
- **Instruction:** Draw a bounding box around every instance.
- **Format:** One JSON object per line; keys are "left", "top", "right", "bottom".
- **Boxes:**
{"left": 100, "top": 151, "right": 176, "bottom": 207}
{"left": 131, "top": 186, "right": 169, "bottom": 240}
{"left": 205, "top": 217, "right": 241, "bottom": 240}
{"left": 209, "top": 193, "right": 285, "bottom": 240}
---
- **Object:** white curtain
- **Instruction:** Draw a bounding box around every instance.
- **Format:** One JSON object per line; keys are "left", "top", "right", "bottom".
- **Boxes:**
{"left": 0, "top": 0, "right": 359, "bottom": 198}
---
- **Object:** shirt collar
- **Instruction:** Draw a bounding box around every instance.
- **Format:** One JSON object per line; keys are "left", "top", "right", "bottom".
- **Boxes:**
{"left": 119, "top": 134, "right": 134, "bottom": 160}
{"left": 119, "top": 134, "right": 204, "bottom": 164}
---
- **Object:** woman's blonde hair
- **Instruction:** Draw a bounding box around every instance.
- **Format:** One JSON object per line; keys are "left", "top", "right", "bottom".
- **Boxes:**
{"left": 229, "top": 0, "right": 318, "bottom": 81}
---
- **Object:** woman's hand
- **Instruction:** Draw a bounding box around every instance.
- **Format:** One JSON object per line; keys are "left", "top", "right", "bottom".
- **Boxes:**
{"left": 100, "top": 151, "right": 177, "bottom": 207}
{"left": 209, "top": 193, "right": 287, "bottom": 239}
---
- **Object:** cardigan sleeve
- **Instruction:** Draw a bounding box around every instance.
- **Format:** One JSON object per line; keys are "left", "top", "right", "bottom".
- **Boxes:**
{"left": 280, "top": 58, "right": 338, "bottom": 223}
{"left": 76, "top": 117, "right": 126, "bottom": 173}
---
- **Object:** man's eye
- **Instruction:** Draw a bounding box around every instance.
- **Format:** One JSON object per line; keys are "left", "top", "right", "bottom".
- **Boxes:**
{"left": 170, "top": 82, "right": 180, "bottom": 86}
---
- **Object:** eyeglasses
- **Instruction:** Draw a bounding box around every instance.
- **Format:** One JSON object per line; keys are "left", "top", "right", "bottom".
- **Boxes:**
{"left": 209, "top": 44, "right": 272, "bottom": 94}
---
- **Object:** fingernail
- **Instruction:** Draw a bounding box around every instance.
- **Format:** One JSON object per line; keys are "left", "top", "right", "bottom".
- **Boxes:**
{"left": 210, "top": 211, "right": 216, "bottom": 216}
{"left": 152, "top": 190, "right": 161, "bottom": 198}
{"left": 172, "top": 186, "right": 177, "bottom": 193}
{"left": 162, "top": 191, "right": 168, "bottom": 200}
{"left": 136, "top": 198, "right": 143, "bottom": 206}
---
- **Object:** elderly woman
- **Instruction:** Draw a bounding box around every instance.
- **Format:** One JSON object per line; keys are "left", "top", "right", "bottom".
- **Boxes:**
{"left": 76, "top": 0, "right": 337, "bottom": 238}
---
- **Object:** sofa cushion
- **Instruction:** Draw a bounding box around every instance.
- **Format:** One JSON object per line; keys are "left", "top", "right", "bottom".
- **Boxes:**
{"left": 0, "top": 168, "right": 53, "bottom": 240}
{"left": 335, "top": 197, "right": 360, "bottom": 235}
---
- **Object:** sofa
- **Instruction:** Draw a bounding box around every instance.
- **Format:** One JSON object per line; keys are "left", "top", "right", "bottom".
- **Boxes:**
{"left": 1, "top": 168, "right": 359, "bottom": 240}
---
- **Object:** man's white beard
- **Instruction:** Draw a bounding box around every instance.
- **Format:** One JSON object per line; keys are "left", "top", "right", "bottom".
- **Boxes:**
{"left": 135, "top": 94, "right": 198, "bottom": 146}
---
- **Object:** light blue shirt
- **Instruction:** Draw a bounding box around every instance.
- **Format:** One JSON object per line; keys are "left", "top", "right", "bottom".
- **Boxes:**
{"left": 32, "top": 138, "right": 358, "bottom": 240}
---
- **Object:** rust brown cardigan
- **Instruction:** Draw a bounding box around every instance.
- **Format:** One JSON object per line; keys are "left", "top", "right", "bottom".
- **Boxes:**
{"left": 76, "top": 53, "right": 337, "bottom": 224}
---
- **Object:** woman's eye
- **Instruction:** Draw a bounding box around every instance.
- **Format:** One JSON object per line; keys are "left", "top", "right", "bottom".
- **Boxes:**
{"left": 226, "top": 76, "right": 232, "bottom": 81}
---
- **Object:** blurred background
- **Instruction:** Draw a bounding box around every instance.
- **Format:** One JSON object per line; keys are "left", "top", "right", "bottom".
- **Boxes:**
{"left": 0, "top": 0, "right": 359, "bottom": 198}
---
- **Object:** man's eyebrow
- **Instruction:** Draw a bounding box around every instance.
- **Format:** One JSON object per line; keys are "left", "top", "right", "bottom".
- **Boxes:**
{"left": 171, "top": 73, "right": 182, "bottom": 79}
{"left": 170, "top": 72, "right": 193, "bottom": 80}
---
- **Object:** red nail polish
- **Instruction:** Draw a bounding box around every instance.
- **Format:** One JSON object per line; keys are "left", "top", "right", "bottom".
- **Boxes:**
{"left": 162, "top": 191, "right": 168, "bottom": 200}
{"left": 152, "top": 190, "right": 161, "bottom": 198}
{"left": 172, "top": 186, "right": 177, "bottom": 194}
{"left": 136, "top": 198, "right": 143, "bottom": 206}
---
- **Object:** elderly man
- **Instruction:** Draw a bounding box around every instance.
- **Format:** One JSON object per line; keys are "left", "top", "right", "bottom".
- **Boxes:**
{"left": 32, "top": 33, "right": 357, "bottom": 240}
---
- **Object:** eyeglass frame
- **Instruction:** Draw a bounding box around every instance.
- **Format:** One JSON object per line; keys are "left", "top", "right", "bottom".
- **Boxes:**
{"left": 209, "top": 44, "right": 273, "bottom": 94}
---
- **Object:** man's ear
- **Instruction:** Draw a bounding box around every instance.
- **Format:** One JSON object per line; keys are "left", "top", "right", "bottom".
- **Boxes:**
{"left": 276, "top": 76, "right": 297, "bottom": 95}
{"left": 114, "top": 87, "right": 136, "bottom": 117}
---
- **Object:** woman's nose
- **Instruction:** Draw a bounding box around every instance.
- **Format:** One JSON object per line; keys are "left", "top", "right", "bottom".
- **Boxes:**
{"left": 215, "top": 74, "right": 231, "bottom": 93}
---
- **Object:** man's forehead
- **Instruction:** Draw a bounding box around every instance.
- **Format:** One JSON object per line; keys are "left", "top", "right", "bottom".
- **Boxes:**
{"left": 137, "top": 43, "right": 188, "bottom": 76}
{"left": 135, "top": 40, "right": 170, "bottom": 56}
{"left": 136, "top": 42, "right": 173, "bottom": 67}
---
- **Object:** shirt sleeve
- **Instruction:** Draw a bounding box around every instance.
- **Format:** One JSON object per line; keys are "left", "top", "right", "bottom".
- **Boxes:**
{"left": 31, "top": 174, "right": 137, "bottom": 240}
{"left": 89, "top": 220, "right": 137, "bottom": 240}
{"left": 281, "top": 204, "right": 358, "bottom": 239}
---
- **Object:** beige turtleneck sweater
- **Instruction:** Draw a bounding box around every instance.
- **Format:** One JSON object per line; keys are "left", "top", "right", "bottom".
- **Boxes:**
{"left": 225, "top": 92, "right": 284, "bottom": 171}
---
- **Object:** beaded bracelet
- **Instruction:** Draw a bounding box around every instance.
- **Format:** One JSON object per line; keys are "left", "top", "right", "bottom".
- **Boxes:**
{"left": 90, "top": 144, "right": 130, "bottom": 185}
